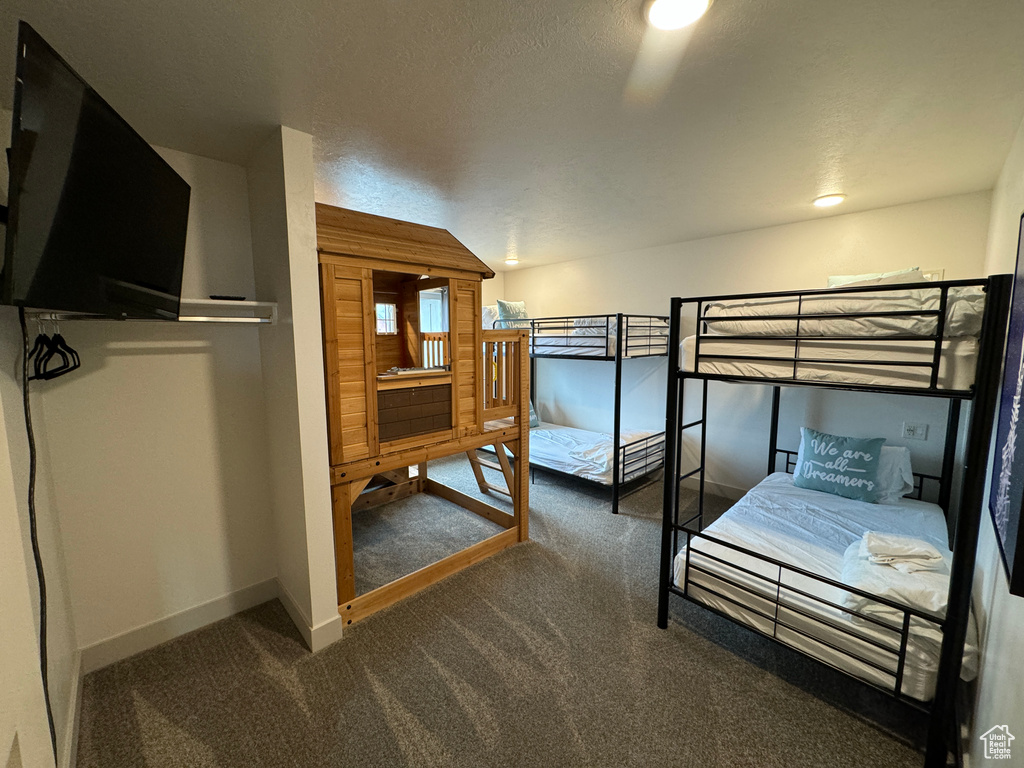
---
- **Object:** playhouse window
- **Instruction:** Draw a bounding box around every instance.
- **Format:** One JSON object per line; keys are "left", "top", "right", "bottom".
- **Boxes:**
{"left": 375, "top": 302, "right": 397, "bottom": 335}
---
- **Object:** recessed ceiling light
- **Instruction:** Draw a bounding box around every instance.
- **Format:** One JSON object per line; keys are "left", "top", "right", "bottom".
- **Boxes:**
{"left": 813, "top": 194, "right": 846, "bottom": 208}
{"left": 644, "top": 0, "right": 713, "bottom": 30}
{"left": 504, "top": 255, "right": 519, "bottom": 266}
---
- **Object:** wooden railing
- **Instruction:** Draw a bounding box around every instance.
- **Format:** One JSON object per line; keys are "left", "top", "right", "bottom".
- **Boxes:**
{"left": 483, "top": 330, "right": 528, "bottom": 421}
{"left": 422, "top": 332, "right": 450, "bottom": 368}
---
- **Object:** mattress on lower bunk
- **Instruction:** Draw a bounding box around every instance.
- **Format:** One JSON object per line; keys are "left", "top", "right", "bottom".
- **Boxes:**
{"left": 672, "top": 473, "right": 978, "bottom": 702}
{"left": 681, "top": 335, "right": 978, "bottom": 390}
{"left": 486, "top": 422, "right": 663, "bottom": 485}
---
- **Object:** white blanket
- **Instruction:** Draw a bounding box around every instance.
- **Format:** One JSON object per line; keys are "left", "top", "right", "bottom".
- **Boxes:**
{"left": 486, "top": 422, "right": 662, "bottom": 485}
{"left": 673, "top": 473, "right": 978, "bottom": 700}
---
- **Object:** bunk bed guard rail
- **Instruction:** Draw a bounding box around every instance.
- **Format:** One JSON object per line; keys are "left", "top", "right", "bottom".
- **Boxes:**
{"left": 493, "top": 313, "right": 670, "bottom": 359}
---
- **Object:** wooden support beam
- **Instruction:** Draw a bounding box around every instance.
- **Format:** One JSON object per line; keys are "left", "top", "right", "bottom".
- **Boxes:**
{"left": 423, "top": 478, "right": 515, "bottom": 529}
{"left": 351, "top": 478, "right": 420, "bottom": 513}
{"left": 375, "top": 468, "right": 409, "bottom": 486}
{"left": 339, "top": 528, "right": 519, "bottom": 626}
{"left": 349, "top": 477, "right": 373, "bottom": 501}
{"left": 514, "top": 331, "right": 530, "bottom": 543}
{"left": 332, "top": 484, "right": 357, "bottom": 604}
{"left": 331, "top": 425, "right": 520, "bottom": 484}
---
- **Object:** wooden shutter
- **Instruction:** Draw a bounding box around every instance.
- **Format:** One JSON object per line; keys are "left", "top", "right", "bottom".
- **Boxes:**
{"left": 320, "top": 263, "right": 378, "bottom": 464}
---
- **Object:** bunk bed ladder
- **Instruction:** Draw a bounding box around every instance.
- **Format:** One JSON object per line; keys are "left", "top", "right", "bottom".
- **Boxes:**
{"left": 659, "top": 308, "right": 709, "bottom": 627}
{"left": 466, "top": 449, "right": 515, "bottom": 498}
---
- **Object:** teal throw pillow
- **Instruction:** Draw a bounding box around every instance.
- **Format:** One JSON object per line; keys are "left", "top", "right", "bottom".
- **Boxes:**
{"left": 496, "top": 299, "right": 530, "bottom": 329}
{"left": 793, "top": 427, "right": 885, "bottom": 503}
{"left": 528, "top": 400, "right": 540, "bottom": 428}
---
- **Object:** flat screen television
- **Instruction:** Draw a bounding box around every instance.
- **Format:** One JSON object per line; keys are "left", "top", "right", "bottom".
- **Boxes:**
{"left": 1, "top": 21, "right": 190, "bottom": 319}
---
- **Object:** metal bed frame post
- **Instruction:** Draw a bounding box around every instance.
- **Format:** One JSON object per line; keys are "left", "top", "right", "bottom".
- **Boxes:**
{"left": 530, "top": 356, "right": 537, "bottom": 409}
{"left": 767, "top": 386, "right": 781, "bottom": 476}
{"left": 937, "top": 399, "right": 961, "bottom": 534}
{"left": 658, "top": 299, "right": 683, "bottom": 628}
{"left": 924, "top": 274, "right": 1012, "bottom": 767}
{"left": 699, "top": 379, "right": 708, "bottom": 527}
{"left": 612, "top": 313, "right": 625, "bottom": 514}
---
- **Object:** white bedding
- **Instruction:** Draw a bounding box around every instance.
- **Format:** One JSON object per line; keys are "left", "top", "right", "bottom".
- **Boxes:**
{"left": 485, "top": 422, "right": 663, "bottom": 485}
{"left": 701, "top": 286, "right": 984, "bottom": 338}
{"left": 672, "top": 473, "right": 978, "bottom": 701}
{"left": 681, "top": 335, "right": 978, "bottom": 390}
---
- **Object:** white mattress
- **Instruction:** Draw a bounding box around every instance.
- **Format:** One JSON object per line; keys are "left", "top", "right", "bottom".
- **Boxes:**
{"left": 681, "top": 335, "right": 978, "bottom": 390}
{"left": 485, "top": 422, "right": 663, "bottom": 485}
{"left": 702, "top": 286, "right": 984, "bottom": 338}
{"left": 672, "top": 473, "right": 978, "bottom": 701}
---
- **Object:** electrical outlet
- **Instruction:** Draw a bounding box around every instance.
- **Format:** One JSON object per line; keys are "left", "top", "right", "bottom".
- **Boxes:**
{"left": 903, "top": 422, "right": 928, "bottom": 440}
{"left": 921, "top": 269, "right": 945, "bottom": 282}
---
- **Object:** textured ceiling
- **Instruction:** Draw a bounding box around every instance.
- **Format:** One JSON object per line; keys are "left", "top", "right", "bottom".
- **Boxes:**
{"left": 2, "top": 1, "right": 1024, "bottom": 272}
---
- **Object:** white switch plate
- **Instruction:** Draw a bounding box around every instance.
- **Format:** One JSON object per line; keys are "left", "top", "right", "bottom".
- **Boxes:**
{"left": 903, "top": 422, "right": 928, "bottom": 440}
{"left": 921, "top": 269, "right": 945, "bottom": 282}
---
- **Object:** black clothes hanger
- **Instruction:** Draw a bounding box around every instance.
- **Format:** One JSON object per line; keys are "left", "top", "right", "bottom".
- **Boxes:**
{"left": 26, "top": 324, "right": 81, "bottom": 381}
{"left": 44, "top": 334, "right": 79, "bottom": 379}
{"left": 27, "top": 333, "right": 49, "bottom": 380}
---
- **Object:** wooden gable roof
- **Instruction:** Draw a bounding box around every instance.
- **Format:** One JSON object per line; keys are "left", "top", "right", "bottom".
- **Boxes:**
{"left": 315, "top": 203, "right": 495, "bottom": 281}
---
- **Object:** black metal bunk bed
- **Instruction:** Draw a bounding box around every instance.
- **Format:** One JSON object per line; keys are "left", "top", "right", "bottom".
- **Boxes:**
{"left": 490, "top": 312, "right": 668, "bottom": 513}
{"left": 656, "top": 276, "right": 1011, "bottom": 767}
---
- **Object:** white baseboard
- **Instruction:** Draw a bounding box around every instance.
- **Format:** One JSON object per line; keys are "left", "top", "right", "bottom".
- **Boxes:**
{"left": 61, "top": 651, "right": 81, "bottom": 768}
{"left": 275, "top": 579, "right": 343, "bottom": 652}
{"left": 310, "top": 613, "right": 344, "bottom": 652}
{"left": 79, "top": 578, "right": 279, "bottom": 674}
{"left": 275, "top": 579, "right": 313, "bottom": 649}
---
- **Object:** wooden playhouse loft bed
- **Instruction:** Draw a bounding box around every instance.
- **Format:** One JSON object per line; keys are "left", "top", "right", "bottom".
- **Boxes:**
{"left": 316, "top": 203, "right": 530, "bottom": 626}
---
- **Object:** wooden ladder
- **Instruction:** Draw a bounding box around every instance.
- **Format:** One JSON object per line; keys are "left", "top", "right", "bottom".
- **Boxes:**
{"left": 466, "top": 448, "right": 514, "bottom": 498}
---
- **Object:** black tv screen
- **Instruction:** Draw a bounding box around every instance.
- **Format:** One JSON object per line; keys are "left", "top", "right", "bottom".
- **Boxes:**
{"left": 2, "top": 22, "right": 190, "bottom": 319}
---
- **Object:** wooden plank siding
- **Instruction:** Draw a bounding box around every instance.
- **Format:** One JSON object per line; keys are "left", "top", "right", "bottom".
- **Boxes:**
{"left": 320, "top": 263, "right": 376, "bottom": 464}
{"left": 454, "top": 280, "right": 482, "bottom": 436}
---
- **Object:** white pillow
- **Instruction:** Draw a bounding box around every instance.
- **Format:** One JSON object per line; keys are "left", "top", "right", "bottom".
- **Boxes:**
{"left": 827, "top": 267, "right": 928, "bottom": 288}
{"left": 482, "top": 304, "right": 499, "bottom": 329}
{"left": 876, "top": 446, "right": 915, "bottom": 504}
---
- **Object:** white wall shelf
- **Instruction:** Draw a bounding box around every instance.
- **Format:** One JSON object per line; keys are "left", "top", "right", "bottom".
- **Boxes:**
{"left": 29, "top": 298, "right": 278, "bottom": 325}
{"left": 178, "top": 298, "right": 278, "bottom": 324}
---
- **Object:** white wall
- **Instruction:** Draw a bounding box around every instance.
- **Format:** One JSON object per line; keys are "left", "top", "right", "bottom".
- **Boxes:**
{"left": 248, "top": 126, "right": 341, "bottom": 650}
{"left": 31, "top": 147, "right": 276, "bottom": 658}
{"left": 0, "top": 380, "right": 55, "bottom": 768}
{"left": 505, "top": 192, "right": 991, "bottom": 495}
{"left": 481, "top": 271, "right": 504, "bottom": 307}
{"left": 0, "top": 107, "right": 78, "bottom": 767}
{"left": 968, "top": 116, "right": 1024, "bottom": 765}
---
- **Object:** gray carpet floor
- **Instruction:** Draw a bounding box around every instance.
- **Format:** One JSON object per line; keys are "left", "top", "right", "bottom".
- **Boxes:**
{"left": 75, "top": 456, "right": 925, "bottom": 767}
{"left": 352, "top": 474, "right": 504, "bottom": 595}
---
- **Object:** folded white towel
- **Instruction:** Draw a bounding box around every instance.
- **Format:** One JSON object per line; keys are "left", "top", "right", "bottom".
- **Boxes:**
{"left": 841, "top": 541, "right": 951, "bottom": 617}
{"left": 859, "top": 532, "right": 944, "bottom": 572}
